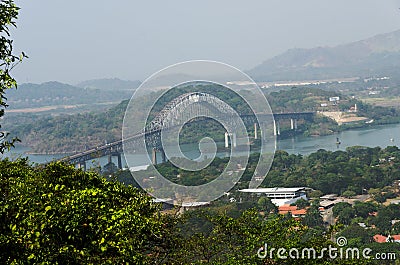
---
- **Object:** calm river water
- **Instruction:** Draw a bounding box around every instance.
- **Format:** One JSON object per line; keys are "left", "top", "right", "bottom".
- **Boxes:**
{"left": 2, "top": 123, "right": 400, "bottom": 168}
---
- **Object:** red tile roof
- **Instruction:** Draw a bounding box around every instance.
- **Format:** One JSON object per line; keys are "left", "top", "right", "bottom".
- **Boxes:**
{"left": 279, "top": 205, "right": 298, "bottom": 212}
{"left": 392, "top": 235, "right": 400, "bottom": 241}
{"left": 373, "top": 234, "right": 400, "bottom": 243}
{"left": 291, "top": 209, "right": 307, "bottom": 216}
{"left": 373, "top": 234, "right": 387, "bottom": 243}
{"left": 278, "top": 205, "right": 308, "bottom": 216}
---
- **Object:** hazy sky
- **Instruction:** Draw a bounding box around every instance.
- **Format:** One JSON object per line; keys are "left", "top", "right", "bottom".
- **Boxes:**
{"left": 11, "top": 0, "right": 400, "bottom": 84}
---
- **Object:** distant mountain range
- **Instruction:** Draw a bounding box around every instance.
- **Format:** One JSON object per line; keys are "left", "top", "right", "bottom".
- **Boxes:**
{"left": 6, "top": 30, "right": 400, "bottom": 113}
{"left": 248, "top": 29, "right": 400, "bottom": 81}
{"left": 76, "top": 78, "right": 141, "bottom": 91}
{"left": 6, "top": 79, "right": 138, "bottom": 112}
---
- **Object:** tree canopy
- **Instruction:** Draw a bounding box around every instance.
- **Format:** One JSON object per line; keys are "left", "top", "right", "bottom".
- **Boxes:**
{"left": 0, "top": 0, "right": 27, "bottom": 154}
{"left": 0, "top": 159, "right": 176, "bottom": 263}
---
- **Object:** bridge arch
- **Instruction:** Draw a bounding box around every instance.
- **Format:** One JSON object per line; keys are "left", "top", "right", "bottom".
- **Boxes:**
{"left": 146, "top": 92, "right": 240, "bottom": 132}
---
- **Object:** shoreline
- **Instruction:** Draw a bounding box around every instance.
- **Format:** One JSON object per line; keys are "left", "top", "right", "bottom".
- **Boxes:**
{"left": 15, "top": 121, "right": 400, "bottom": 155}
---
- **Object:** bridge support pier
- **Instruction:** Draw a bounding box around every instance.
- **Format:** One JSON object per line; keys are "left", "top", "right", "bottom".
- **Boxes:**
{"left": 78, "top": 162, "right": 86, "bottom": 171}
{"left": 161, "top": 149, "right": 166, "bottom": 163}
{"left": 152, "top": 148, "right": 157, "bottom": 165}
{"left": 224, "top": 132, "right": 237, "bottom": 148}
{"left": 273, "top": 119, "right": 277, "bottom": 136}
{"left": 232, "top": 133, "right": 237, "bottom": 147}
{"left": 260, "top": 123, "right": 267, "bottom": 140}
{"left": 290, "top": 119, "right": 298, "bottom": 130}
{"left": 277, "top": 121, "right": 280, "bottom": 135}
{"left": 108, "top": 154, "right": 112, "bottom": 164}
{"left": 117, "top": 153, "right": 122, "bottom": 169}
{"left": 254, "top": 123, "right": 258, "bottom": 139}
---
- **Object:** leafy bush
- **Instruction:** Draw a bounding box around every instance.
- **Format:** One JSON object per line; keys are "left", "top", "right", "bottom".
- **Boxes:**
{"left": 0, "top": 159, "right": 173, "bottom": 264}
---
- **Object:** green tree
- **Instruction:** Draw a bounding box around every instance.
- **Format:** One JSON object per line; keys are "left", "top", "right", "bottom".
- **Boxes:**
{"left": 0, "top": 160, "right": 175, "bottom": 263}
{"left": 302, "top": 202, "right": 323, "bottom": 228}
{"left": 373, "top": 204, "right": 400, "bottom": 233}
{"left": 257, "top": 196, "right": 278, "bottom": 214}
{"left": 392, "top": 221, "right": 400, "bottom": 234}
{"left": 332, "top": 202, "right": 357, "bottom": 225}
{"left": 291, "top": 198, "right": 310, "bottom": 209}
{"left": 308, "top": 189, "right": 323, "bottom": 199}
{"left": 342, "top": 190, "right": 356, "bottom": 198}
{"left": 102, "top": 161, "right": 118, "bottom": 175}
{"left": 337, "top": 207, "right": 356, "bottom": 225}
{"left": 333, "top": 202, "right": 353, "bottom": 218}
{"left": 338, "top": 224, "right": 375, "bottom": 246}
{"left": 0, "top": 0, "right": 27, "bottom": 153}
{"left": 173, "top": 209, "right": 336, "bottom": 264}
{"left": 353, "top": 201, "right": 377, "bottom": 219}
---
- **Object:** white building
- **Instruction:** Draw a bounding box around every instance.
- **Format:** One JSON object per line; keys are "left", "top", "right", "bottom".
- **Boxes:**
{"left": 239, "top": 187, "right": 308, "bottom": 206}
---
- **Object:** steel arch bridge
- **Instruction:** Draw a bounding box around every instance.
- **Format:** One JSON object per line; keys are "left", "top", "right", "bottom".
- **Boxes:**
{"left": 58, "top": 92, "right": 314, "bottom": 169}
{"left": 146, "top": 92, "right": 239, "bottom": 132}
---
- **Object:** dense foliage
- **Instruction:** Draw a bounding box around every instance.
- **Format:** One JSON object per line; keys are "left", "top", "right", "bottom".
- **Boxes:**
{"left": 264, "top": 146, "right": 400, "bottom": 195}
{"left": 331, "top": 201, "right": 400, "bottom": 261}
{"left": 266, "top": 87, "right": 339, "bottom": 113}
{"left": 6, "top": 100, "right": 127, "bottom": 153}
{"left": 143, "top": 146, "right": 400, "bottom": 197}
{"left": 172, "top": 208, "right": 337, "bottom": 264}
{"left": 1, "top": 159, "right": 376, "bottom": 264}
{"left": 0, "top": 160, "right": 178, "bottom": 263}
{"left": 0, "top": 0, "right": 26, "bottom": 154}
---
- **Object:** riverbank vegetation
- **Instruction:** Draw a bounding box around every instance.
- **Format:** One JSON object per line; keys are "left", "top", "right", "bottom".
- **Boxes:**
{"left": 0, "top": 159, "right": 337, "bottom": 264}
{"left": 126, "top": 146, "right": 400, "bottom": 198}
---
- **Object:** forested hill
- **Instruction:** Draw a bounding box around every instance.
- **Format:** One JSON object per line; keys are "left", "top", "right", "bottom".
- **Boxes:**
{"left": 76, "top": 78, "right": 141, "bottom": 91}
{"left": 6, "top": 80, "right": 137, "bottom": 112}
{"left": 5, "top": 87, "right": 400, "bottom": 154}
{"left": 267, "top": 87, "right": 399, "bottom": 122}
{"left": 6, "top": 100, "right": 129, "bottom": 154}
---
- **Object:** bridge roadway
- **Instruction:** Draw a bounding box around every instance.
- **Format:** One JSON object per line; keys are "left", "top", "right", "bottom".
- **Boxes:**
{"left": 59, "top": 112, "right": 314, "bottom": 169}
